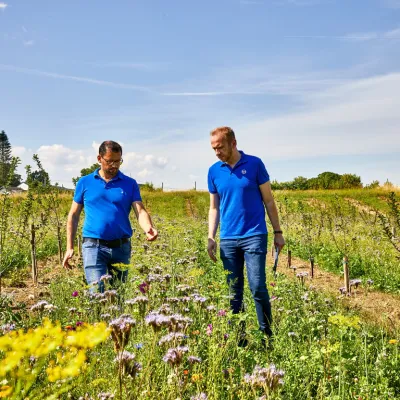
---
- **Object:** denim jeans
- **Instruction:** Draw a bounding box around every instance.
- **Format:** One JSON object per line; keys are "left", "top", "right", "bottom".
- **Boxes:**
{"left": 82, "top": 239, "right": 131, "bottom": 293}
{"left": 220, "top": 234, "right": 272, "bottom": 336}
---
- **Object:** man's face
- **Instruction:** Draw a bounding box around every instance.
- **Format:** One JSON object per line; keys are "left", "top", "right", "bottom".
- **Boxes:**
{"left": 211, "top": 133, "right": 235, "bottom": 163}
{"left": 97, "top": 150, "right": 123, "bottom": 177}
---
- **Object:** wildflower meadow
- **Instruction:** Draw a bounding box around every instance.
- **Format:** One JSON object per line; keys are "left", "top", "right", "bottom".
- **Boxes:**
{"left": 0, "top": 188, "right": 400, "bottom": 399}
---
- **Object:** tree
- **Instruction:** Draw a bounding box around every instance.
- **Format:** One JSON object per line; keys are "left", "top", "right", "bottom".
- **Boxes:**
{"left": 26, "top": 154, "right": 50, "bottom": 188}
{"left": 0, "top": 131, "right": 13, "bottom": 186}
{"left": 72, "top": 163, "right": 99, "bottom": 186}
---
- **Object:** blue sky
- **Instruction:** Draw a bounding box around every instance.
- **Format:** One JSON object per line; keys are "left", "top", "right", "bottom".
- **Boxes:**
{"left": 1, "top": 0, "right": 400, "bottom": 189}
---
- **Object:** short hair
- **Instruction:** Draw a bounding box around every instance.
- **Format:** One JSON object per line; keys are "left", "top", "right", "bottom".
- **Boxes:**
{"left": 99, "top": 141, "right": 123, "bottom": 156}
{"left": 210, "top": 126, "right": 236, "bottom": 143}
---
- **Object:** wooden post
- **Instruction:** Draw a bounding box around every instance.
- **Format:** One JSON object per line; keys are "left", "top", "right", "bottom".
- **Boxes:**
{"left": 161, "top": 182, "right": 164, "bottom": 192}
{"left": 343, "top": 256, "right": 349, "bottom": 294}
{"left": 57, "top": 223, "right": 63, "bottom": 264}
{"left": 31, "top": 223, "right": 38, "bottom": 285}
{"left": 194, "top": 181, "right": 197, "bottom": 191}
{"left": 287, "top": 249, "right": 292, "bottom": 268}
{"left": 310, "top": 256, "right": 314, "bottom": 279}
{"left": 77, "top": 235, "right": 82, "bottom": 259}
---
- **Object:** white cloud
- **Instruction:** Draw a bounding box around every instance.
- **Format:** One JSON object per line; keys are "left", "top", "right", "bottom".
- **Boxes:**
{"left": 137, "top": 168, "right": 153, "bottom": 179}
{"left": 0, "top": 3, "right": 7, "bottom": 10}
{"left": 12, "top": 146, "right": 26, "bottom": 157}
{"left": 384, "top": 28, "right": 400, "bottom": 38}
{"left": 23, "top": 40, "right": 34, "bottom": 47}
{"left": 0, "top": 64, "right": 152, "bottom": 92}
{"left": 237, "top": 73, "right": 400, "bottom": 160}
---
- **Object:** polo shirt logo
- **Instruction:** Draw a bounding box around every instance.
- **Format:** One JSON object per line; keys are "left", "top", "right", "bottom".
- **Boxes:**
{"left": 241, "top": 169, "right": 247, "bottom": 175}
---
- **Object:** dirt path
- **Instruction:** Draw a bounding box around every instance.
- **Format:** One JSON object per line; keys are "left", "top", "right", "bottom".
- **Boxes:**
{"left": 269, "top": 252, "right": 400, "bottom": 331}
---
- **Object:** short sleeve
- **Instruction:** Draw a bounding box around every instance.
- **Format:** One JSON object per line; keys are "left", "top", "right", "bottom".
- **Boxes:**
{"left": 207, "top": 169, "right": 217, "bottom": 194}
{"left": 73, "top": 178, "right": 84, "bottom": 204}
{"left": 132, "top": 180, "right": 142, "bottom": 202}
{"left": 257, "top": 159, "right": 270, "bottom": 185}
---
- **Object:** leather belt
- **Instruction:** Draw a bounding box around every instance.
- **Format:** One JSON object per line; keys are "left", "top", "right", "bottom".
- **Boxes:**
{"left": 83, "top": 237, "right": 130, "bottom": 248}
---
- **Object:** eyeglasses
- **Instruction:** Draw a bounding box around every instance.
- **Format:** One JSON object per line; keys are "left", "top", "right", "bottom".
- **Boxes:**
{"left": 101, "top": 156, "right": 123, "bottom": 166}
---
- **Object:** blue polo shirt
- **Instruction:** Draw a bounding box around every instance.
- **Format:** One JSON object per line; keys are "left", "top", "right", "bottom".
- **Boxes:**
{"left": 73, "top": 169, "right": 142, "bottom": 240}
{"left": 208, "top": 151, "right": 270, "bottom": 239}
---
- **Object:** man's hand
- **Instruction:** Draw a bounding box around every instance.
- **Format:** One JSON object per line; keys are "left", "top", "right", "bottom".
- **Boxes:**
{"left": 274, "top": 233, "right": 285, "bottom": 254}
{"left": 146, "top": 227, "right": 158, "bottom": 241}
{"left": 63, "top": 248, "right": 75, "bottom": 269}
{"left": 207, "top": 238, "right": 217, "bottom": 262}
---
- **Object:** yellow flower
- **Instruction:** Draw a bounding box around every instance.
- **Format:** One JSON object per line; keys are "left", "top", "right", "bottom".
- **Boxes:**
{"left": 328, "top": 314, "right": 360, "bottom": 330}
{"left": 191, "top": 373, "right": 203, "bottom": 383}
{"left": 0, "top": 385, "right": 12, "bottom": 398}
{"left": 389, "top": 339, "right": 398, "bottom": 345}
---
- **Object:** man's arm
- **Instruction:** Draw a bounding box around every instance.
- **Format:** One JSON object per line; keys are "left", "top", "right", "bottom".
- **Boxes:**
{"left": 63, "top": 201, "right": 83, "bottom": 269}
{"left": 207, "top": 193, "right": 220, "bottom": 262}
{"left": 132, "top": 201, "right": 158, "bottom": 241}
{"left": 259, "top": 181, "right": 285, "bottom": 252}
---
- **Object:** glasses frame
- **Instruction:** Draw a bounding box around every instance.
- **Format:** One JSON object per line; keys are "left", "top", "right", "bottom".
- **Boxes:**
{"left": 100, "top": 156, "right": 123, "bottom": 166}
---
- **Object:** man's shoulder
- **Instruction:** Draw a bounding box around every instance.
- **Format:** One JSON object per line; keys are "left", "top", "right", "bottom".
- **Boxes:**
{"left": 77, "top": 171, "right": 96, "bottom": 186}
{"left": 119, "top": 172, "right": 139, "bottom": 185}
{"left": 208, "top": 160, "right": 223, "bottom": 175}
{"left": 243, "top": 153, "right": 263, "bottom": 165}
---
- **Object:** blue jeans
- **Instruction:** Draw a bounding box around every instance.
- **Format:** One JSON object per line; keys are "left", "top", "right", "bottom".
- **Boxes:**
{"left": 82, "top": 239, "right": 131, "bottom": 292}
{"left": 220, "top": 234, "right": 272, "bottom": 336}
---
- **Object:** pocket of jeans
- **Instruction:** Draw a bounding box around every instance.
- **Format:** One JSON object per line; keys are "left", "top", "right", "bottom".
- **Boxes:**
{"left": 122, "top": 242, "right": 131, "bottom": 255}
{"left": 82, "top": 241, "right": 98, "bottom": 249}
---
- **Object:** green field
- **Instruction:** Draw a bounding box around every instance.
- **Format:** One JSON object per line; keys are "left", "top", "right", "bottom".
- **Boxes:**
{"left": 0, "top": 189, "right": 399, "bottom": 399}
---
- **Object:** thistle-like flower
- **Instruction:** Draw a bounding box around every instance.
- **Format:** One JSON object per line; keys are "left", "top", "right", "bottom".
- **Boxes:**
{"left": 109, "top": 315, "right": 136, "bottom": 351}
{"left": 114, "top": 350, "right": 142, "bottom": 378}
{"left": 30, "top": 300, "right": 49, "bottom": 312}
{"left": 244, "top": 364, "right": 284, "bottom": 392}
{"left": 190, "top": 394, "right": 208, "bottom": 400}
{"left": 158, "top": 332, "right": 186, "bottom": 346}
{"left": 162, "top": 346, "right": 189, "bottom": 366}
{"left": 188, "top": 356, "right": 202, "bottom": 364}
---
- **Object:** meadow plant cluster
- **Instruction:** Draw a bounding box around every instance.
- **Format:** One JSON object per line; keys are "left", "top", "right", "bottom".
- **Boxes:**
{"left": 275, "top": 190, "right": 400, "bottom": 294}
{"left": 1, "top": 212, "right": 399, "bottom": 399}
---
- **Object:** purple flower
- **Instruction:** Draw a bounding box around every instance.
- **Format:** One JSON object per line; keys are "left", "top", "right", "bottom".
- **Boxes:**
{"left": 114, "top": 351, "right": 142, "bottom": 378}
{"left": 188, "top": 356, "right": 202, "bottom": 364}
{"left": 206, "top": 324, "right": 213, "bottom": 336}
{"left": 1, "top": 323, "right": 16, "bottom": 334}
{"left": 191, "top": 394, "right": 208, "bottom": 400}
{"left": 270, "top": 282, "right": 276, "bottom": 287}
{"left": 139, "top": 281, "right": 149, "bottom": 294}
{"left": 100, "top": 274, "right": 112, "bottom": 282}
{"left": 158, "top": 332, "right": 186, "bottom": 346}
{"left": 30, "top": 300, "right": 49, "bottom": 312}
{"left": 224, "top": 333, "right": 229, "bottom": 341}
{"left": 244, "top": 364, "right": 285, "bottom": 391}
{"left": 109, "top": 315, "right": 136, "bottom": 351}
{"left": 350, "top": 279, "right": 362, "bottom": 289}
{"left": 76, "top": 321, "right": 83, "bottom": 327}
{"left": 162, "top": 346, "right": 189, "bottom": 366}
{"left": 217, "top": 309, "right": 227, "bottom": 317}
{"left": 72, "top": 291, "right": 79, "bottom": 297}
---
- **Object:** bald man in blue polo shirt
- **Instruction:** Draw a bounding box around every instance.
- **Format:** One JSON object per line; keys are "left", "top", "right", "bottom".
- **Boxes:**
{"left": 63, "top": 140, "right": 157, "bottom": 292}
{"left": 207, "top": 127, "right": 285, "bottom": 345}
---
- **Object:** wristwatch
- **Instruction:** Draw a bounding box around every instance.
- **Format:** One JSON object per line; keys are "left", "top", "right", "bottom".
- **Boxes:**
{"left": 274, "top": 230, "right": 283, "bottom": 234}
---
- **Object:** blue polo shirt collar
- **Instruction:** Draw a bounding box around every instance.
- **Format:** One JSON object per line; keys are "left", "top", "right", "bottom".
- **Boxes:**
{"left": 94, "top": 168, "right": 124, "bottom": 182}
{"left": 221, "top": 150, "right": 248, "bottom": 169}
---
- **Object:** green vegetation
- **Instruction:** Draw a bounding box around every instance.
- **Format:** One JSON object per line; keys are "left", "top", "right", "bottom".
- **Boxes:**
{"left": 1, "top": 212, "right": 399, "bottom": 399}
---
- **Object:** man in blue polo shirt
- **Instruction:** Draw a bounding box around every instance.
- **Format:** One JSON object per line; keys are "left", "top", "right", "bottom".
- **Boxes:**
{"left": 207, "top": 126, "right": 285, "bottom": 345}
{"left": 62, "top": 140, "right": 157, "bottom": 291}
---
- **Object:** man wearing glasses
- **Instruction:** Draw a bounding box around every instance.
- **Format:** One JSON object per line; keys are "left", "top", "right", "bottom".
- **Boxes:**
{"left": 63, "top": 140, "right": 157, "bottom": 291}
